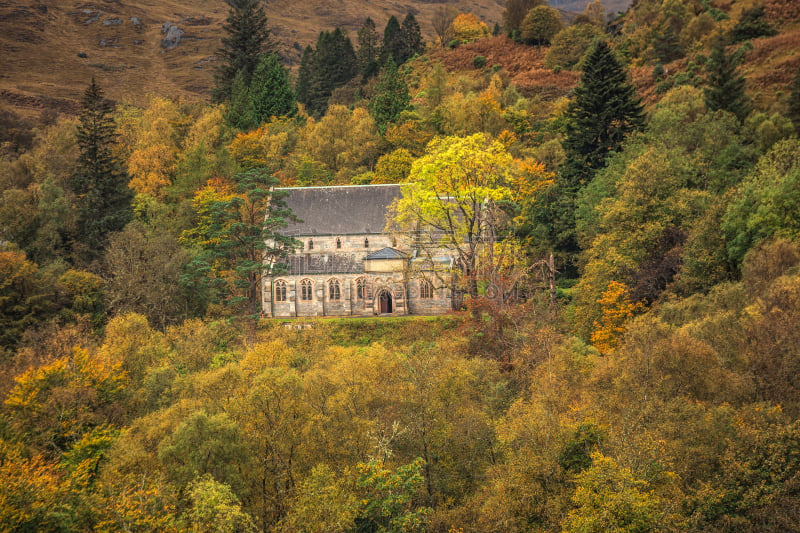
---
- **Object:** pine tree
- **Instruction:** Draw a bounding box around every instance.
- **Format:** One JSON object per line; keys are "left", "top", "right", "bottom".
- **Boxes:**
{"left": 357, "top": 17, "right": 381, "bottom": 81}
{"left": 304, "top": 29, "right": 357, "bottom": 116}
{"left": 400, "top": 14, "right": 424, "bottom": 64}
{"left": 562, "top": 40, "right": 644, "bottom": 188}
{"left": 382, "top": 16, "right": 404, "bottom": 64}
{"left": 69, "top": 79, "right": 132, "bottom": 263}
{"left": 214, "top": 0, "right": 273, "bottom": 103}
{"left": 703, "top": 34, "right": 750, "bottom": 123}
{"left": 296, "top": 45, "right": 314, "bottom": 107}
{"left": 225, "top": 70, "right": 257, "bottom": 131}
{"left": 371, "top": 60, "right": 410, "bottom": 134}
{"left": 250, "top": 53, "right": 297, "bottom": 122}
{"left": 545, "top": 40, "right": 643, "bottom": 257}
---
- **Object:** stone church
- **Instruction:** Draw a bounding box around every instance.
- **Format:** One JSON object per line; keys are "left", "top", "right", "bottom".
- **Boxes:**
{"left": 262, "top": 184, "right": 455, "bottom": 318}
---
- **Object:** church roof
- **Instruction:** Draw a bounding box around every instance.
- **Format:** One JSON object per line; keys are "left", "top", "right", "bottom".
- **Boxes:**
{"left": 276, "top": 184, "right": 402, "bottom": 236}
{"left": 364, "top": 247, "right": 407, "bottom": 260}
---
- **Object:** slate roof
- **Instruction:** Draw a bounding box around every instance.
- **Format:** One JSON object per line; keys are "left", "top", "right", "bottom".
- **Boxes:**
{"left": 276, "top": 184, "right": 402, "bottom": 236}
{"left": 285, "top": 253, "right": 364, "bottom": 275}
{"left": 364, "top": 247, "right": 407, "bottom": 260}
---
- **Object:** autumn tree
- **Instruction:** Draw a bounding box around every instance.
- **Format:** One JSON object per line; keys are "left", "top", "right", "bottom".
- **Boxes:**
{"left": 520, "top": 5, "right": 564, "bottom": 46}
{"left": 503, "top": 0, "right": 546, "bottom": 38}
{"left": 432, "top": 5, "right": 458, "bottom": 47}
{"left": 391, "top": 133, "right": 533, "bottom": 296}
{"left": 214, "top": 0, "right": 273, "bottom": 102}
{"left": 69, "top": 78, "right": 132, "bottom": 264}
{"left": 448, "top": 13, "right": 490, "bottom": 44}
{"left": 544, "top": 23, "right": 605, "bottom": 70}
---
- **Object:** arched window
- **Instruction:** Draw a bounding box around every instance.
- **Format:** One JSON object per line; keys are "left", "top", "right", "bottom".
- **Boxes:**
{"left": 356, "top": 278, "right": 365, "bottom": 300}
{"left": 336, "top": 237, "right": 342, "bottom": 249}
{"left": 300, "top": 279, "right": 313, "bottom": 301}
{"left": 364, "top": 237, "right": 369, "bottom": 248}
{"left": 419, "top": 279, "right": 433, "bottom": 299}
{"left": 308, "top": 239, "right": 314, "bottom": 251}
{"left": 328, "top": 279, "right": 341, "bottom": 300}
{"left": 274, "top": 280, "right": 287, "bottom": 302}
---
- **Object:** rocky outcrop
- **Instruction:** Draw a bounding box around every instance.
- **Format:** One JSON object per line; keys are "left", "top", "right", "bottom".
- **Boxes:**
{"left": 161, "top": 22, "right": 183, "bottom": 49}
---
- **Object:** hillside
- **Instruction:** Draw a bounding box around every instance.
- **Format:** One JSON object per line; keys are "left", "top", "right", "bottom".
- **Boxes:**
{"left": 0, "top": 0, "right": 508, "bottom": 117}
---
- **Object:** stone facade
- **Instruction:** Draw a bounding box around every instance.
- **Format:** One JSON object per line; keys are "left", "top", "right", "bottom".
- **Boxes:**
{"left": 262, "top": 184, "right": 454, "bottom": 318}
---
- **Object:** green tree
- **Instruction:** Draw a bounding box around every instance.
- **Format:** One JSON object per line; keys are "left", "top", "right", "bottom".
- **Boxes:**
{"left": 187, "top": 475, "right": 257, "bottom": 533}
{"left": 357, "top": 17, "right": 381, "bottom": 81}
{"left": 704, "top": 33, "right": 750, "bottom": 122}
{"left": 303, "top": 29, "right": 358, "bottom": 116}
{"left": 181, "top": 169, "right": 297, "bottom": 318}
{"left": 69, "top": 78, "right": 132, "bottom": 263}
{"left": 520, "top": 5, "right": 564, "bottom": 45}
{"left": 296, "top": 45, "right": 314, "bottom": 108}
{"left": 729, "top": 6, "right": 776, "bottom": 43}
{"left": 250, "top": 53, "right": 297, "bottom": 122}
{"left": 382, "top": 16, "right": 404, "bottom": 64}
{"left": 355, "top": 458, "right": 432, "bottom": 533}
{"left": 225, "top": 70, "right": 257, "bottom": 131}
{"left": 214, "top": 0, "right": 273, "bottom": 102}
{"left": 544, "top": 23, "right": 605, "bottom": 69}
{"left": 400, "top": 13, "right": 424, "bottom": 64}
{"left": 370, "top": 60, "right": 410, "bottom": 134}
{"left": 543, "top": 41, "right": 643, "bottom": 257}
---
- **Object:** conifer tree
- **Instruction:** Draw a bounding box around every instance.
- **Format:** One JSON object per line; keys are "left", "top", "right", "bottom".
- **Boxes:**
{"left": 382, "top": 16, "right": 404, "bottom": 64}
{"left": 214, "top": 0, "right": 273, "bottom": 102}
{"left": 545, "top": 40, "right": 643, "bottom": 257}
{"left": 296, "top": 45, "right": 314, "bottom": 107}
{"left": 69, "top": 79, "right": 132, "bottom": 263}
{"left": 303, "top": 29, "right": 357, "bottom": 116}
{"left": 357, "top": 17, "right": 381, "bottom": 81}
{"left": 400, "top": 14, "right": 424, "bottom": 64}
{"left": 562, "top": 40, "right": 644, "bottom": 188}
{"left": 703, "top": 34, "right": 750, "bottom": 123}
{"left": 225, "top": 70, "right": 257, "bottom": 131}
{"left": 250, "top": 53, "right": 297, "bottom": 122}
{"left": 371, "top": 60, "right": 410, "bottom": 134}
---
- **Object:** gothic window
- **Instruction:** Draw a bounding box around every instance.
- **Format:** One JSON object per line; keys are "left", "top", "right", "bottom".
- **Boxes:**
{"left": 300, "top": 279, "right": 313, "bottom": 301}
{"left": 356, "top": 278, "right": 365, "bottom": 300}
{"left": 336, "top": 237, "right": 342, "bottom": 249}
{"left": 364, "top": 237, "right": 369, "bottom": 248}
{"left": 420, "top": 279, "right": 433, "bottom": 299}
{"left": 308, "top": 239, "right": 314, "bottom": 250}
{"left": 328, "top": 279, "right": 341, "bottom": 300}
{"left": 274, "top": 280, "right": 287, "bottom": 302}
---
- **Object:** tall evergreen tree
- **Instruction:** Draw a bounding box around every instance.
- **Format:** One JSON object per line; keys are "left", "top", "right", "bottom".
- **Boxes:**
{"left": 69, "top": 79, "right": 132, "bottom": 263}
{"left": 357, "top": 17, "right": 381, "bottom": 81}
{"left": 371, "top": 60, "right": 410, "bottom": 134}
{"left": 296, "top": 45, "right": 314, "bottom": 107}
{"left": 381, "top": 16, "right": 404, "bottom": 64}
{"left": 213, "top": 0, "right": 273, "bottom": 102}
{"left": 250, "top": 52, "right": 297, "bottom": 122}
{"left": 400, "top": 14, "right": 424, "bottom": 64}
{"left": 703, "top": 34, "right": 750, "bottom": 123}
{"left": 543, "top": 40, "right": 643, "bottom": 258}
{"left": 225, "top": 70, "right": 257, "bottom": 131}
{"left": 562, "top": 40, "right": 644, "bottom": 188}
{"left": 304, "top": 29, "right": 357, "bottom": 116}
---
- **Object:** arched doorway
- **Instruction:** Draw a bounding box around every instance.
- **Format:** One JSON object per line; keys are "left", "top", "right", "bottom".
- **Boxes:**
{"left": 378, "top": 290, "right": 393, "bottom": 314}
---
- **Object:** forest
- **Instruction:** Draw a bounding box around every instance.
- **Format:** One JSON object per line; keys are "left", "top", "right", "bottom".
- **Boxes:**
{"left": 1, "top": 0, "right": 800, "bottom": 530}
